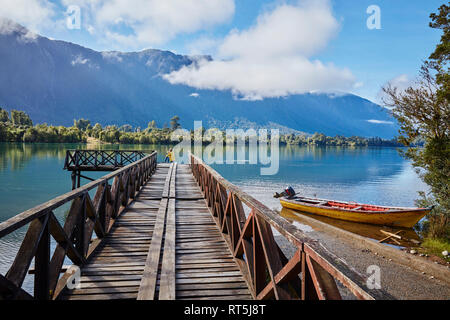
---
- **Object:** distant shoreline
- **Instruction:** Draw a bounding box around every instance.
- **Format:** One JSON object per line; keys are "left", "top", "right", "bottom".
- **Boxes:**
{"left": 0, "top": 109, "right": 413, "bottom": 147}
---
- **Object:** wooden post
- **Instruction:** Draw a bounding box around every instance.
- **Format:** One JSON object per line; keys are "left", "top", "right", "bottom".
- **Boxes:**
{"left": 77, "top": 171, "right": 81, "bottom": 189}
{"left": 71, "top": 172, "right": 76, "bottom": 190}
{"left": 74, "top": 195, "right": 86, "bottom": 259}
{"left": 34, "top": 215, "right": 50, "bottom": 300}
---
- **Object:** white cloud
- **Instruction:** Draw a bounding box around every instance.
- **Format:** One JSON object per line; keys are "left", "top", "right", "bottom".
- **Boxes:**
{"left": 218, "top": 0, "right": 339, "bottom": 59}
{"left": 354, "top": 81, "right": 364, "bottom": 89}
{"left": 71, "top": 55, "right": 99, "bottom": 69}
{"left": 367, "top": 119, "right": 394, "bottom": 125}
{"left": 63, "top": 0, "right": 235, "bottom": 49}
{"left": 71, "top": 55, "right": 89, "bottom": 66}
{"left": 87, "top": 25, "right": 95, "bottom": 35}
{"left": 189, "top": 93, "right": 200, "bottom": 98}
{"left": 102, "top": 51, "right": 123, "bottom": 62}
{"left": 0, "top": 18, "right": 39, "bottom": 43}
{"left": 386, "top": 74, "right": 413, "bottom": 92}
{"left": 376, "top": 74, "right": 416, "bottom": 106}
{"left": 164, "top": 0, "right": 356, "bottom": 100}
{"left": 0, "top": 0, "right": 55, "bottom": 33}
{"left": 166, "top": 56, "right": 354, "bottom": 100}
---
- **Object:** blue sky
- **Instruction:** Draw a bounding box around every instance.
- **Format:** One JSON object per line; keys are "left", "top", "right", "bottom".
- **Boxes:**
{"left": 0, "top": 0, "right": 444, "bottom": 103}
{"left": 319, "top": 0, "right": 443, "bottom": 102}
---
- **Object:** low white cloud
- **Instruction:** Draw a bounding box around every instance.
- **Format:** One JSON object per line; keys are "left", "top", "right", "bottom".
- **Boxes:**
{"left": 164, "top": 0, "right": 356, "bottom": 100}
{"left": 102, "top": 51, "right": 123, "bottom": 62}
{"left": 0, "top": 0, "right": 56, "bottom": 33}
{"left": 71, "top": 55, "right": 99, "bottom": 69}
{"left": 367, "top": 119, "right": 394, "bottom": 125}
{"left": 167, "top": 56, "right": 354, "bottom": 100}
{"left": 0, "top": 18, "right": 39, "bottom": 43}
{"left": 189, "top": 93, "right": 200, "bottom": 98}
{"left": 71, "top": 55, "right": 89, "bottom": 66}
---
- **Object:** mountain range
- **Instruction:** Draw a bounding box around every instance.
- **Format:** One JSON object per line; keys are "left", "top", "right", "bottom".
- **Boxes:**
{"left": 0, "top": 19, "right": 398, "bottom": 138}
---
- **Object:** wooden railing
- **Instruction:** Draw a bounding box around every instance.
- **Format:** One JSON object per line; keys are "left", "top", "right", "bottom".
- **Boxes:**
{"left": 0, "top": 151, "right": 157, "bottom": 300}
{"left": 64, "top": 150, "right": 148, "bottom": 171}
{"left": 190, "top": 154, "right": 392, "bottom": 300}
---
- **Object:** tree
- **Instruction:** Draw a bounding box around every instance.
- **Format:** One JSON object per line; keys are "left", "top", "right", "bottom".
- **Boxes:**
{"left": 170, "top": 116, "right": 181, "bottom": 130}
{"left": 0, "top": 108, "right": 9, "bottom": 122}
{"left": 0, "top": 123, "right": 7, "bottom": 140}
{"left": 309, "top": 133, "right": 327, "bottom": 146}
{"left": 74, "top": 119, "right": 91, "bottom": 131}
{"left": 23, "top": 127, "right": 39, "bottom": 142}
{"left": 119, "top": 124, "right": 133, "bottom": 132}
{"left": 382, "top": 3, "right": 450, "bottom": 239}
{"left": 10, "top": 110, "right": 32, "bottom": 126}
{"left": 429, "top": 3, "right": 450, "bottom": 102}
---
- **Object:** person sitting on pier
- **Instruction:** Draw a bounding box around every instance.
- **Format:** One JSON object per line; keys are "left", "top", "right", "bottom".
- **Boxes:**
{"left": 165, "top": 149, "right": 175, "bottom": 163}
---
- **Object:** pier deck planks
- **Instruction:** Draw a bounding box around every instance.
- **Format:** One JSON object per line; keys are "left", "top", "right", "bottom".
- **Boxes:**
{"left": 61, "top": 163, "right": 251, "bottom": 300}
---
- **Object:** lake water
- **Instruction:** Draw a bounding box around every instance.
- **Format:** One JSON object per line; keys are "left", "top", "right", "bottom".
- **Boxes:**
{"left": 0, "top": 142, "right": 428, "bottom": 292}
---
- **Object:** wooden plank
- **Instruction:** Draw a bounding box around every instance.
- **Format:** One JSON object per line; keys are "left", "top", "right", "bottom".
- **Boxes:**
{"left": 87, "top": 257, "right": 148, "bottom": 264}
{"left": 80, "top": 275, "right": 143, "bottom": 282}
{"left": 175, "top": 267, "right": 239, "bottom": 273}
{"left": 81, "top": 270, "right": 143, "bottom": 276}
{"left": 83, "top": 266, "right": 145, "bottom": 272}
{"left": 159, "top": 197, "right": 176, "bottom": 300}
{"left": 176, "top": 271, "right": 243, "bottom": 278}
{"left": 94, "top": 251, "right": 149, "bottom": 257}
{"left": 177, "top": 295, "right": 252, "bottom": 301}
{"left": 65, "top": 286, "right": 140, "bottom": 295}
{"left": 62, "top": 292, "right": 137, "bottom": 300}
{"left": 176, "top": 254, "right": 233, "bottom": 260}
{"left": 78, "top": 280, "right": 142, "bottom": 289}
{"left": 177, "top": 289, "right": 250, "bottom": 298}
{"left": 177, "top": 282, "right": 248, "bottom": 291}
{"left": 175, "top": 276, "right": 249, "bottom": 284}
{"left": 136, "top": 198, "right": 168, "bottom": 300}
{"left": 161, "top": 163, "right": 174, "bottom": 199}
{"left": 177, "top": 258, "right": 235, "bottom": 264}
{"left": 169, "top": 163, "right": 177, "bottom": 199}
{"left": 137, "top": 163, "right": 174, "bottom": 300}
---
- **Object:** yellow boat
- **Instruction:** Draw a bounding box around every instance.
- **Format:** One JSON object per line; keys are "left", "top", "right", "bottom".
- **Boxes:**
{"left": 279, "top": 195, "right": 431, "bottom": 228}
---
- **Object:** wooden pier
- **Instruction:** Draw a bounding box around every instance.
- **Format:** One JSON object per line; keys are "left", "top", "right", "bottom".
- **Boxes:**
{"left": 0, "top": 151, "right": 391, "bottom": 300}
{"left": 64, "top": 150, "right": 149, "bottom": 189}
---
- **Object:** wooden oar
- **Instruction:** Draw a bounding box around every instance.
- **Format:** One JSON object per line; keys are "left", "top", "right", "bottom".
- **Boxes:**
{"left": 379, "top": 230, "right": 403, "bottom": 244}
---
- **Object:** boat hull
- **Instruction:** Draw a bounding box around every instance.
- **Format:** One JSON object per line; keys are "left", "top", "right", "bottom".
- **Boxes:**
{"left": 280, "top": 199, "right": 429, "bottom": 228}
